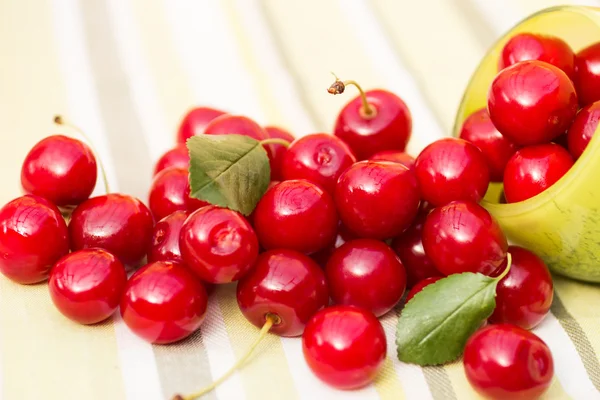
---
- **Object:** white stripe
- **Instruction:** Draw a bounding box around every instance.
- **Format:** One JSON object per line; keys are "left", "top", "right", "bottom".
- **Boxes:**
{"left": 534, "top": 313, "right": 600, "bottom": 399}
{"left": 51, "top": 1, "right": 163, "bottom": 399}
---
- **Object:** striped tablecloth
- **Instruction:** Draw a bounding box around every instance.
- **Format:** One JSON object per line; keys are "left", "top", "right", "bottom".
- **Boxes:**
{"left": 1, "top": 1, "right": 600, "bottom": 399}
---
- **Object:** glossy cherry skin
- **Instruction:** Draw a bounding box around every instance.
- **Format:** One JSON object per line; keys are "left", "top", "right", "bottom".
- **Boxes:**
{"left": 49, "top": 248, "right": 126, "bottom": 324}
{"left": 490, "top": 246, "right": 553, "bottom": 330}
{"left": 153, "top": 145, "right": 189, "bottom": 176}
{"left": 265, "top": 126, "right": 294, "bottom": 181}
{"left": 0, "top": 195, "right": 69, "bottom": 284}
{"left": 574, "top": 42, "right": 600, "bottom": 106}
{"left": 281, "top": 133, "right": 356, "bottom": 194}
{"left": 69, "top": 194, "right": 154, "bottom": 267}
{"left": 567, "top": 101, "right": 600, "bottom": 159}
{"left": 405, "top": 276, "right": 443, "bottom": 303}
{"left": 148, "top": 167, "right": 207, "bottom": 221}
{"left": 21, "top": 135, "right": 97, "bottom": 207}
{"left": 204, "top": 114, "right": 268, "bottom": 141}
{"left": 464, "top": 324, "right": 554, "bottom": 399}
{"left": 423, "top": 201, "right": 508, "bottom": 276}
{"left": 415, "top": 138, "right": 490, "bottom": 206}
{"left": 253, "top": 180, "right": 338, "bottom": 254}
{"left": 459, "top": 108, "right": 520, "bottom": 182}
{"left": 326, "top": 239, "right": 406, "bottom": 317}
{"left": 236, "top": 249, "right": 328, "bottom": 337}
{"left": 334, "top": 89, "right": 412, "bottom": 160}
{"left": 302, "top": 305, "right": 386, "bottom": 390}
{"left": 391, "top": 213, "right": 442, "bottom": 288}
{"left": 120, "top": 261, "right": 208, "bottom": 344}
{"left": 180, "top": 205, "right": 258, "bottom": 284}
{"left": 370, "top": 150, "right": 415, "bottom": 170}
{"left": 148, "top": 210, "right": 187, "bottom": 264}
{"left": 488, "top": 60, "right": 578, "bottom": 146}
{"left": 499, "top": 33, "right": 575, "bottom": 78}
{"left": 335, "top": 160, "right": 420, "bottom": 239}
{"left": 176, "top": 106, "right": 226, "bottom": 144}
{"left": 503, "top": 143, "right": 574, "bottom": 203}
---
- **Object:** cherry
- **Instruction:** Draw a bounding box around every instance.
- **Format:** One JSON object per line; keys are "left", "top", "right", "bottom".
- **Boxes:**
{"left": 567, "top": 101, "right": 600, "bottom": 159}
{"left": 69, "top": 194, "right": 154, "bottom": 267}
{"left": 264, "top": 126, "right": 294, "bottom": 181}
{"left": 489, "top": 246, "right": 553, "bottom": 330}
{"left": 459, "top": 108, "right": 519, "bottom": 182}
{"left": 499, "top": 33, "right": 575, "bottom": 78}
{"left": 415, "top": 138, "right": 490, "bottom": 206}
{"left": 405, "top": 276, "right": 443, "bottom": 303}
{"left": 302, "top": 305, "right": 386, "bottom": 390}
{"left": 153, "top": 145, "right": 189, "bottom": 176}
{"left": 488, "top": 60, "right": 578, "bottom": 146}
{"left": 422, "top": 201, "right": 508, "bottom": 276}
{"left": 236, "top": 249, "right": 328, "bottom": 337}
{"left": 325, "top": 239, "right": 406, "bottom": 317}
{"left": 329, "top": 77, "right": 411, "bottom": 160}
{"left": 204, "top": 114, "right": 268, "bottom": 141}
{"left": 464, "top": 324, "right": 554, "bottom": 399}
{"left": 503, "top": 143, "right": 574, "bottom": 203}
{"left": 148, "top": 210, "right": 188, "bottom": 264}
{"left": 176, "top": 106, "right": 226, "bottom": 144}
{"left": 335, "top": 160, "right": 420, "bottom": 239}
{"left": 574, "top": 42, "right": 600, "bottom": 106}
{"left": 121, "top": 261, "right": 208, "bottom": 344}
{"left": 180, "top": 205, "right": 258, "bottom": 284}
{"left": 369, "top": 150, "right": 415, "bottom": 170}
{"left": 49, "top": 248, "right": 127, "bottom": 325}
{"left": 253, "top": 180, "right": 338, "bottom": 254}
{"left": 281, "top": 133, "right": 356, "bottom": 194}
{"left": 148, "top": 167, "right": 207, "bottom": 221}
{"left": 21, "top": 135, "right": 97, "bottom": 207}
{"left": 0, "top": 195, "right": 69, "bottom": 284}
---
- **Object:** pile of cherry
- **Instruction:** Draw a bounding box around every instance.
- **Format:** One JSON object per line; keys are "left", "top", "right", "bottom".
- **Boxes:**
{"left": 1, "top": 31, "right": 600, "bottom": 400}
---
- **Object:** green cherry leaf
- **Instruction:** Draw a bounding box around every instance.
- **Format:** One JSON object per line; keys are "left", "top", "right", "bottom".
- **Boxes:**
{"left": 187, "top": 134, "right": 271, "bottom": 216}
{"left": 395, "top": 269, "right": 504, "bottom": 366}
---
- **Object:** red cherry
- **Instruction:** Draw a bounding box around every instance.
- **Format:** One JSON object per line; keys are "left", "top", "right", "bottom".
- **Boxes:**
{"left": 459, "top": 108, "right": 519, "bottom": 182}
{"left": 574, "top": 42, "right": 600, "bottom": 106}
{"left": 253, "top": 180, "right": 338, "bottom": 254}
{"left": 180, "top": 205, "right": 258, "bottom": 284}
{"left": 490, "top": 246, "right": 553, "bottom": 330}
{"left": 204, "top": 114, "right": 268, "bottom": 141}
{"left": 302, "top": 305, "right": 386, "bottom": 390}
{"left": 49, "top": 248, "right": 126, "bottom": 324}
{"left": 405, "top": 276, "right": 443, "bottom": 303}
{"left": 567, "top": 101, "right": 600, "bottom": 159}
{"left": 236, "top": 249, "right": 328, "bottom": 337}
{"left": 331, "top": 79, "right": 411, "bottom": 160}
{"left": 464, "top": 324, "right": 554, "bottom": 399}
{"left": 423, "top": 201, "right": 508, "bottom": 276}
{"left": 148, "top": 167, "right": 207, "bottom": 221}
{"left": 335, "top": 160, "right": 420, "bottom": 239}
{"left": 21, "top": 135, "right": 97, "bottom": 207}
{"left": 281, "top": 133, "right": 356, "bottom": 194}
{"left": 176, "top": 106, "right": 226, "bottom": 144}
{"left": 499, "top": 33, "right": 575, "bottom": 78}
{"left": 120, "top": 261, "right": 208, "bottom": 344}
{"left": 148, "top": 210, "right": 187, "bottom": 264}
{"left": 488, "top": 60, "right": 578, "bottom": 146}
{"left": 325, "top": 239, "right": 406, "bottom": 317}
{"left": 69, "top": 194, "right": 154, "bottom": 267}
{"left": 0, "top": 195, "right": 69, "bottom": 284}
{"left": 265, "top": 126, "right": 294, "bottom": 181}
{"left": 415, "top": 138, "right": 490, "bottom": 206}
{"left": 153, "top": 145, "right": 189, "bottom": 176}
{"left": 503, "top": 143, "right": 573, "bottom": 203}
{"left": 391, "top": 213, "right": 442, "bottom": 288}
{"left": 369, "top": 150, "right": 415, "bottom": 170}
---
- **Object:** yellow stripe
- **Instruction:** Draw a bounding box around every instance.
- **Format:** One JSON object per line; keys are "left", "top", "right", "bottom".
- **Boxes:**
{"left": 376, "top": 314, "right": 406, "bottom": 400}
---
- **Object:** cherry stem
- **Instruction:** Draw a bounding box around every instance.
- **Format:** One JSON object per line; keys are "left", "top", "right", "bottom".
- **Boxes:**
{"left": 173, "top": 313, "right": 279, "bottom": 400}
{"left": 54, "top": 115, "right": 110, "bottom": 195}
{"left": 259, "top": 138, "right": 290, "bottom": 148}
{"left": 495, "top": 253, "right": 513, "bottom": 282}
{"left": 327, "top": 74, "right": 376, "bottom": 119}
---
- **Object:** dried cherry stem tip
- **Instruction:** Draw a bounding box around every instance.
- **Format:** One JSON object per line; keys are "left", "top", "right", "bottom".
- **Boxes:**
{"left": 173, "top": 313, "right": 280, "bottom": 400}
{"left": 260, "top": 138, "right": 291, "bottom": 148}
{"left": 327, "top": 74, "right": 377, "bottom": 119}
{"left": 54, "top": 115, "right": 110, "bottom": 195}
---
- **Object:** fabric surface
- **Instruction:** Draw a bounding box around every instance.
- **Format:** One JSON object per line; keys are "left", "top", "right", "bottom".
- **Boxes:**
{"left": 1, "top": 0, "right": 600, "bottom": 399}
